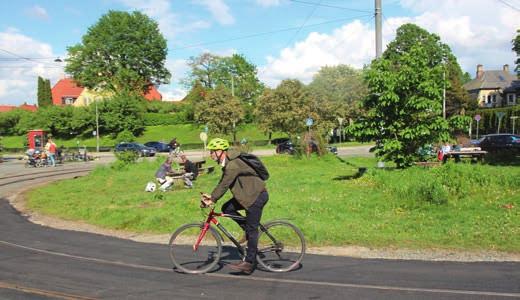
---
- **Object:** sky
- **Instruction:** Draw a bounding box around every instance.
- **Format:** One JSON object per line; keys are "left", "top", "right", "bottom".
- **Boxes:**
{"left": 0, "top": 0, "right": 519, "bottom": 106}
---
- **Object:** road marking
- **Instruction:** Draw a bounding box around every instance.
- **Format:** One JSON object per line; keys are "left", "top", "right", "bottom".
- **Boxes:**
{"left": 1, "top": 240, "right": 519, "bottom": 298}
{"left": 0, "top": 281, "right": 97, "bottom": 300}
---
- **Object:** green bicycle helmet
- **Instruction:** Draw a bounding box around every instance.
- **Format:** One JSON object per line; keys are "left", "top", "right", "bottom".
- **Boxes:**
{"left": 207, "top": 138, "right": 230, "bottom": 150}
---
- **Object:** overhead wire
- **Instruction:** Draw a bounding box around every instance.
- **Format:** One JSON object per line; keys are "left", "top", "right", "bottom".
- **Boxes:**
{"left": 495, "top": 0, "right": 520, "bottom": 11}
{"left": 0, "top": 48, "right": 62, "bottom": 68}
{"left": 289, "top": 0, "right": 371, "bottom": 13}
{"left": 171, "top": 14, "right": 373, "bottom": 51}
{"left": 283, "top": 0, "right": 323, "bottom": 49}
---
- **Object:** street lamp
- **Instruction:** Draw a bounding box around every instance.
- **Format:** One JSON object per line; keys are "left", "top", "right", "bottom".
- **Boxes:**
{"left": 511, "top": 116, "right": 519, "bottom": 135}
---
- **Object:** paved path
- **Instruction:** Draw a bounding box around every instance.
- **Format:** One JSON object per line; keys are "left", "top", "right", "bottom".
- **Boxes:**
{"left": 0, "top": 159, "right": 519, "bottom": 299}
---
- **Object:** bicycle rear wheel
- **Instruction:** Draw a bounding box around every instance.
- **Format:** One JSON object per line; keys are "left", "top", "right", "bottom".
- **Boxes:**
{"left": 169, "top": 223, "right": 222, "bottom": 274}
{"left": 256, "top": 220, "right": 306, "bottom": 272}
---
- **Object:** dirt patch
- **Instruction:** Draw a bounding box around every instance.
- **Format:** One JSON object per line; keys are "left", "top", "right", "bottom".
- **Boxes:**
{"left": 7, "top": 188, "right": 520, "bottom": 262}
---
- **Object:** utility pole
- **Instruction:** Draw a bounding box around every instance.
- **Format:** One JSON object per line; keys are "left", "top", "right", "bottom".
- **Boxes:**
{"left": 375, "top": 0, "right": 382, "bottom": 58}
{"left": 443, "top": 67, "right": 446, "bottom": 119}
{"left": 95, "top": 99, "right": 100, "bottom": 152}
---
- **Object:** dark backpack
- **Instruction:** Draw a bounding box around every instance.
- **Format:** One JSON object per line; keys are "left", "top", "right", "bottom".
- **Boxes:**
{"left": 238, "top": 153, "right": 269, "bottom": 181}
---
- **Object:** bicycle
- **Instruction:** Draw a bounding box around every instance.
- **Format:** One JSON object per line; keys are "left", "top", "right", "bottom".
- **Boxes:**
{"left": 168, "top": 199, "right": 306, "bottom": 274}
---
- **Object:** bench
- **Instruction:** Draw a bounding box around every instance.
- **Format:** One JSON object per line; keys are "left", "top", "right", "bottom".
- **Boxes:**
{"left": 415, "top": 161, "right": 441, "bottom": 167}
{"left": 443, "top": 150, "right": 487, "bottom": 163}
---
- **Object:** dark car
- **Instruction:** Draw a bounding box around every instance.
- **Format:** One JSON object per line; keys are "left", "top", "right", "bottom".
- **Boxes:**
{"left": 274, "top": 138, "right": 337, "bottom": 155}
{"left": 275, "top": 139, "right": 295, "bottom": 154}
{"left": 144, "top": 141, "right": 171, "bottom": 153}
{"left": 477, "top": 134, "right": 520, "bottom": 154}
{"left": 114, "top": 142, "right": 156, "bottom": 157}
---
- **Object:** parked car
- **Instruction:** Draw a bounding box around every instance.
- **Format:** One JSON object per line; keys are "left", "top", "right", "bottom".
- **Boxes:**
{"left": 114, "top": 142, "right": 156, "bottom": 157}
{"left": 476, "top": 134, "right": 520, "bottom": 154}
{"left": 275, "top": 139, "right": 295, "bottom": 154}
{"left": 274, "top": 138, "right": 337, "bottom": 155}
{"left": 144, "top": 141, "right": 171, "bottom": 153}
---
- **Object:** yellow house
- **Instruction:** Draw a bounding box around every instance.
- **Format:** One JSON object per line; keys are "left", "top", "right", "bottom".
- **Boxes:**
{"left": 463, "top": 64, "right": 517, "bottom": 107}
{"left": 73, "top": 88, "right": 112, "bottom": 107}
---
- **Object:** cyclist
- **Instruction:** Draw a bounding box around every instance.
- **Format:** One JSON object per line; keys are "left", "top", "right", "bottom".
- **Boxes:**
{"left": 201, "top": 138, "right": 268, "bottom": 275}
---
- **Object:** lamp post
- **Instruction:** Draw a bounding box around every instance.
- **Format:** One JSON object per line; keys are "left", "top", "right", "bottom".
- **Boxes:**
{"left": 95, "top": 99, "right": 100, "bottom": 152}
{"left": 337, "top": 117, "right": 344, "bottom": 143}
{"left": 511, "top": 116, "right": 519, "bottom": 135}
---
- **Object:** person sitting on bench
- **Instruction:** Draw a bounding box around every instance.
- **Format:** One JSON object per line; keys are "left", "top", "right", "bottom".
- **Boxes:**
{"left": 180, "top": 154, "right": 198, "bottom": 188}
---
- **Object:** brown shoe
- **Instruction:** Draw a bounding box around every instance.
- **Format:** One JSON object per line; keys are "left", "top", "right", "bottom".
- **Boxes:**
{"left": 228, "top": 261, "right": 253, "bottom": 274}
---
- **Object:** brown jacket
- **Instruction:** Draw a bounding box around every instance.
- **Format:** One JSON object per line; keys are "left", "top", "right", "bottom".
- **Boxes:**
{"left": 210, "top": 149, "right": 266, "bottom": 208}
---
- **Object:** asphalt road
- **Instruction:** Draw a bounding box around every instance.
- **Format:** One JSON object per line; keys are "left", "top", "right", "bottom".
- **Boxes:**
{"left": 0, "top": 156, "right": 519, "bottom": 299}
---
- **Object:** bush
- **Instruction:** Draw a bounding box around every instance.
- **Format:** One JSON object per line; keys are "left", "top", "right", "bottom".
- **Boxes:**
{"left": 115, "top": 130, "right": 135, "bottom": 144}
{"left": 112, "top": 150, "right": 139, "bottom": 170}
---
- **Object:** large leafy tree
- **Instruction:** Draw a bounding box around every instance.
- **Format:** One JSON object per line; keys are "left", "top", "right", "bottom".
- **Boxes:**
{"left": 194, "top": 85, "right": 244, "bottom": 135}
{"left": 65, "top": 11, "right": 171, "bottom": 94}
{"left": 513, "top": 29, "right": 520, "bottom": 76}
{"left": 185, "top": 52, "right": 264, "bottom": 122}
{"left": 351, "top": 24, "right": 450, "bottom": 168}
{"left": 307, "top": 65, "right": 367, "bottom": 116}
{"left": 255, "top": 79, "right": 311, "bottom": 137}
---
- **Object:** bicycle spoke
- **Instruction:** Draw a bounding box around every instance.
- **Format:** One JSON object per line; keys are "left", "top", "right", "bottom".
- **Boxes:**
{"left": 256, "top": 221, "right": 305, "bottom": 272}
{"left": 169, "top": 223, "right": 222, "bottom": 274}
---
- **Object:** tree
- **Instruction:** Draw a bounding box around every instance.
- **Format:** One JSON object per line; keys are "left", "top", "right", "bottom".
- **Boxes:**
{"left": 255, "top": 79, "right": 311, "bottom": 137}
{"left": 513, "top": 29, "right": 520, "bottom": 76}
{"left": 351, "top": 24, "right": 450, "bottom": 168}
{"left": 98, "top": 92, "right": 146, "bottom": 137}
{"left": 307, "top": 65, "right": 367, "bottom": 115}
{"left": 37, "top": 76, "right": 52, "bottom": 107}
{"left": 185, "top": 53, "right": 264, "bottom": 122}
{"left": 65, "top": 10, "right": 171, "bottom": 95}
{"left": 194, "top": 85, "right": 244, "bottom": 135}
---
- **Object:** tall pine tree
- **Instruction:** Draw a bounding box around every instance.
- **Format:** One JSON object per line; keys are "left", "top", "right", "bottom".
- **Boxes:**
{"left": 37, "top": 76, "right": 52, "bottom": 107}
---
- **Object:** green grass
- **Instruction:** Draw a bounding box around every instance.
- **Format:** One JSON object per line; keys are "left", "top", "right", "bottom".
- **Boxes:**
{"left": 26, "top": 155, "right": 520, "bottom": 252}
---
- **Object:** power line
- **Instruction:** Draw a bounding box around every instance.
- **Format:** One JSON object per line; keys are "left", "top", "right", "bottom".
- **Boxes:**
{"left": 171, "top": 14, "right": 373, "bottom": 50}
{"left": 284, "top": 0, "right": 323, "bottom": 49}
{"left": 0, "top": 48, "right": 61, "bottom": 68}
{"left": 289, "top": 0, "right": 371, "bottom": 13}
{"left": 496, "top": 0, "right": 520, "bottom": 11}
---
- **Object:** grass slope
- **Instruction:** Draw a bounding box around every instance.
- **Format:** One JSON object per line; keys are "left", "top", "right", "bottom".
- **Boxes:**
{"left": 27, "top": 156, "right": 520, "bottom": 252}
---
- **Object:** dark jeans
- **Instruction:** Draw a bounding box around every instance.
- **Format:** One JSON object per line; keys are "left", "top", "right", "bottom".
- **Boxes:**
{"left": 221, "top": 191, "right": 269, "bottom": 263}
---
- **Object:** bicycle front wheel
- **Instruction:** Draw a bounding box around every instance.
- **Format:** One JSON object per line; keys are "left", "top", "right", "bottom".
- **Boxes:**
{"left": 169, "top": 223, "right": 222, "bottom": 274}
{"left": 256, "top": 220, "right": 306, "bottom": 272}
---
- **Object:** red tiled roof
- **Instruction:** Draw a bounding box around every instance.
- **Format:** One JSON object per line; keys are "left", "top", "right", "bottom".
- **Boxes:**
{"left": 0, "top": 104, "right": 38, "bottom": 112}
{"left": 51, "top": 78, "right": 84, "bottom": 105}
{"left": 51, "top": 78, "right": 162, "bottom": 104}
{"left": 19, "top": 103, "right": 38, "bottom": 112}
{"left": 144, "top": 85, "right": 162, "bottom": 101}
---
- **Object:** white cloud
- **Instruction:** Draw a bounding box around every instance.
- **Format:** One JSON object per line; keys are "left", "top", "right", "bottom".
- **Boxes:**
{"left": 118, "top": 0, "right": 211, "bottom": 38}
{"left": 192, "top": 0, "right": 235, "bottom": 25}
{"left": 25, "top": 5, "right": 49, "bottom": 21}
{"left": 260, "top": 0, "right": 520, "bottom": 88}
{"left": 0, "top": 29, "right": 63, "bottom": 105}
{"left": 256, "top": 0, "right": 283, "bottom": 7}
{"left": 259, "top": 20, "right": 374, "bottom": 87}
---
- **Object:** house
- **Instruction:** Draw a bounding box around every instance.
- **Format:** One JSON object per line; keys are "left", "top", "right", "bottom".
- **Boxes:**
{"left": 51, "top": 77, "right": 162, "bottom": 106}
{"left": 463, "top": 64, "right": 518, "bottom": 107}
{"left": 0, "top": 103, "right": 38, "bottom": 112}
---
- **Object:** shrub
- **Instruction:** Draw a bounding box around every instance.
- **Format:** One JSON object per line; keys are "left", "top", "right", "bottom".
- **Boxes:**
{"left": 115, "top": 130, "right": 135, "bottom": 144}
{"left": 112, "top": 150, "right": 139, "bottom": 170}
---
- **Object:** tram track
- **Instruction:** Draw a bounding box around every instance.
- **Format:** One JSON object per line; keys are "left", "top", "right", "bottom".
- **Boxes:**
{"left": 0, "top": 167, "right": 93, "bottom": 187}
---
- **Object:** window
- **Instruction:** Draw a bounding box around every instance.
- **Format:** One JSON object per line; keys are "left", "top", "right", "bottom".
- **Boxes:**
{"left": 62, "top": 97, "right": 75, "bottom": 105}
{"left": 487, "top": 95, "right": 492, "bottom": 104}
{"left": 508, "top": 94, "right": 516, "bottom": 104}
{"left": 492, "top": 95, "right": 497, "bottom": 103}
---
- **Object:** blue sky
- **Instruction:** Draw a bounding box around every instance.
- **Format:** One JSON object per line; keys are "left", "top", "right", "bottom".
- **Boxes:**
{"left": 0, "top": 0, "right": 519, "bottom": 105}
